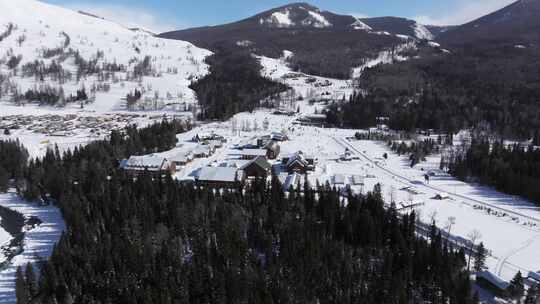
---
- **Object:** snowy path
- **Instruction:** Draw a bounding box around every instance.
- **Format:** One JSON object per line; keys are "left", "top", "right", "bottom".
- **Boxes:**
{"left": 0, "top": 191, "right": 65, "bottom": 303}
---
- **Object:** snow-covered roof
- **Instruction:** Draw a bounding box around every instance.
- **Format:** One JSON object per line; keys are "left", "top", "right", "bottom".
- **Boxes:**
{"left": 193, "top": 145, "right": 211, "bottom": 155}
{"left": 238, "top": 149, "right": 267, "bottom": 157}
{"left": 123, "top": 155, "right": 169, "bottom": 171}
{"left": 195, "top": 167, "right": 242, "bottom": 183}
{"left": 333, "top": 174, "right": 346, "bottom": 185}
{"left": 528, "top": 271, "right": 540, "bottom": 282}
{"left": 240, "top": 156, "right": 272, "bottom": 171}
{"left": 476, "top": 271, "right": 510, "bottom": 290}
{"left": 170, "top": 152, "right": 191, "bottom": 163}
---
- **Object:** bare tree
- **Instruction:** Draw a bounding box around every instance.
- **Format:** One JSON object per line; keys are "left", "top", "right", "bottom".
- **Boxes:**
{"left": 467, "top": 229, "right": 482, "bottom": 271}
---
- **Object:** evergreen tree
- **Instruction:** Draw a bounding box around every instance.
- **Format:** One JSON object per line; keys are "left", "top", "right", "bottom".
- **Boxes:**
{"left": 15, "top": 266, "right": 29, "bottom": 304}
{"left": 473, "top": 242, "right": 487, "bottom": 272}
{"left": 0, "top": 166, "right": 8, "bottom": 193}
{"left": 508, "top": 271, "right": 525, "bottom": 301}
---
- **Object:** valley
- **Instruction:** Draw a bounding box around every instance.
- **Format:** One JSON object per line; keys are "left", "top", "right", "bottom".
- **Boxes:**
{"left": 1, "top": 0, "right": 540, "bottom": 303}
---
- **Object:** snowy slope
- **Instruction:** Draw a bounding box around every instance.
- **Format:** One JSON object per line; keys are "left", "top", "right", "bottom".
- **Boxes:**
{"left": 0, "top": 0, "right": 211, "bottom": 113}
{"left": 351, "top": 18, "right": 372, "bottom": 31}
{"left": 413, "top": 23, "right": 434, "bottom": 40}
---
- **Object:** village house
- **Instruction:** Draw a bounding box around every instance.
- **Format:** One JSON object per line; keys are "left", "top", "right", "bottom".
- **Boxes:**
{"left": 296, "top": 114, "right": 327, "bottom": 127}
{"left": 170, "top": 151, "right": 193, "bottom": 168}
{"left": 282, "top": 151, "right": 316, "bottom": 174}
{"left": 264, "top": 141, "right": 281, "bottom": 159}
{"left": 240, "top": 156, "right": 272, "bottom": 179}
{"left": 120, "top": 155, "right": 174, "bottom": 175}
{"left": 194, "top": 167, "right": 245, "bottom": 188}
{"left": 192, "top": 144, "right": 213, "bottom": 158}
{"left": 475, "top": 271, "right": 510, "bottom": 296}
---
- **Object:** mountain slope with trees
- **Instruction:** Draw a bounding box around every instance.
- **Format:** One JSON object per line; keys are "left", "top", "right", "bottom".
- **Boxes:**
{"left": 159, "top": 3, "right": 436, "bottom": 79}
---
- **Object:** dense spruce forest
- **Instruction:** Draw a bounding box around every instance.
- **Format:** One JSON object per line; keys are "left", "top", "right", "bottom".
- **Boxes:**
{"left": 446, "top": 140, "right": 540, "bottom": 204}
{"left": 0, "top": 139, "right": 28, "bottom": 193}
{"left": 327, "top": 45, "right": 540, "bottom": 141}
{"left": 0, "top": 122, "right": 479, "bottom": 303}
{"left": 190, "top": 45, "right": 288, "bottom": 120}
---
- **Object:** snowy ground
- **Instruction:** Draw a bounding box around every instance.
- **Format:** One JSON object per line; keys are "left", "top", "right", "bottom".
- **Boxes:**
{"left": 257, "top": 52, "right": 355, "bottom": 105}
{"left": 0, "top": 190, "right": 65, "bottom": 303}
{"left": 342, "top": 138, "right": 540, "bottom": 283}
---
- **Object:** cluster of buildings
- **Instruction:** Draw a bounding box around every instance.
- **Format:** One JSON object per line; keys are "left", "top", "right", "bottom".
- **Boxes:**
{"left": 120, "top": 130, "right": 322, "bottom": 191}
{"left": 0, "top": 113, "right": 154, "bottom": 137}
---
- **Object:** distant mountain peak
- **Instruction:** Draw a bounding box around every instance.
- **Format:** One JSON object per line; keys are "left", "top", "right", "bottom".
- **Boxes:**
{"left": 257, "top": 2, "right": 332, "bottom": 29}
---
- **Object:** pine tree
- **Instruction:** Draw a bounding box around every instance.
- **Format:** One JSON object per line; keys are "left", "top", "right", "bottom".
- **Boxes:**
{"left": 524, "top": 285, "right": 539, "bottom": 304}
{"left": 15, "top": 266, "right": 29, "bottom": 304}
{"left": 473, "top": 242, "right": 487, "bottom": 272}
{"left": 25, "top": 262, "right": 37, "bottom": 297}
{"left": 0, "top": 166, "right": 8, "bottom": 193}
{"left": 508, "top": 271, "right": 525, "bottom": 301}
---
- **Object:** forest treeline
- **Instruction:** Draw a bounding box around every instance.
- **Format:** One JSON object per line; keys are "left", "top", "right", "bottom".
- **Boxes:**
{"left": 0, "top": 122, "right": 480, "bottom": 303}
{"left": 190, "top": 45, "right": 288, "bottom": 120}
{"left": 446, "top": 140, "right": 540, "bottom": 204}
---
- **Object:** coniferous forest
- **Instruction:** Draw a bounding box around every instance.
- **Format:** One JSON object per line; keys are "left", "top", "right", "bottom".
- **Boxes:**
{"left": 190, "top": 45, "right": 288, "bottom": 120}
{"left": 447, "top": 140, "right": 540, "bottom": 204}
{"left": 325, "top": 45, "right": 540, "bottom": 141}
{"left": 0, "top": 122, "right": 478, "bottom": 304}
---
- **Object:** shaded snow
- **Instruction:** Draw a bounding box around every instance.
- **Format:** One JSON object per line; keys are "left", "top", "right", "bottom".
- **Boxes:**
{"left": 0, "top": 190, "right": 65, "bottom": 303}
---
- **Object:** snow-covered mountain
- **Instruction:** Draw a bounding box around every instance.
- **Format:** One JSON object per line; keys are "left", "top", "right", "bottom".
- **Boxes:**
{"left": 258, "top": 3, "right": 333, "bottom": 29}
{"left": 0, "top": 0, "right": 211, "bottom": 112}
{"left": 159, "top": 3, "right": 439, "bottom": 80}
{"left": 161, "top": 3, "right": 434, "bottom": 40}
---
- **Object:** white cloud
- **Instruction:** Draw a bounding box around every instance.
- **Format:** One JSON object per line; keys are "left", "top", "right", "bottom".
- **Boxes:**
{"left": 62, "top": 3, "right": 183, "bottom": 33}
{"left": 414, "top": 0, "right": 516, "bottom": 25}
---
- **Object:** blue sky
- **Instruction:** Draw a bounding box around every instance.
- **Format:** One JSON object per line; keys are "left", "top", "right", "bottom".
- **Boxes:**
{"left": 42, "top": 0, "right": 516, "bottom": 32}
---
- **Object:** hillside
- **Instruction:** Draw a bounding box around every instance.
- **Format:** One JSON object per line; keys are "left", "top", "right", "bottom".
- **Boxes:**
{"left": 437, "top": 0, "right": 540, "bottom": 47}
{"left": 159, "top": 3, "right": 438, "bottom": 79}
{"left": 0, "top": 0, "right": 211, "bottom": 112}
{"left": 340, "top": 0, "right": 540, "bottom": 140}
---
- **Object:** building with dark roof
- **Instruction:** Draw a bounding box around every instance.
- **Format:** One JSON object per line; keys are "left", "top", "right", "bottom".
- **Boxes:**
{"left": 241, "top": 156, "right": 272, "bottom": 178}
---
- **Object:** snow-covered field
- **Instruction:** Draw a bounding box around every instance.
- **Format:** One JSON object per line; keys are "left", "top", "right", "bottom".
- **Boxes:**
{"left": 344, "top": 139, "right": 540, "bottom": 282}
{"left": 0, "top": 190, "right": 65, "bottom": 303}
